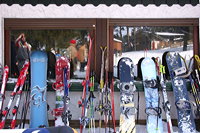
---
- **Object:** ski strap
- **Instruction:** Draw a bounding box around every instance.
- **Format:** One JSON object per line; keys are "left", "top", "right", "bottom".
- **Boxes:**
{"left": 143, "top": 79, "right": 158, "bottom": 88}
{"left": 121, "top": 106, "right": 137, "bottom": 118}
{"left": 120, "top": 82, "right": 136, "bottom": 93}
{"left": 145, "top": 107, "right": 162, "bottom": 117}
{"left": 175, "top": 99, "right": 193, "bottom": 111}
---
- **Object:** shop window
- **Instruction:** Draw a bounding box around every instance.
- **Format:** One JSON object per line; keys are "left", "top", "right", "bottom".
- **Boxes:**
{"left": 113, "top": 26, "right": 194, "bottom": 78}
{"left": 10, "top": 30, "right": 90, "bottom": 79}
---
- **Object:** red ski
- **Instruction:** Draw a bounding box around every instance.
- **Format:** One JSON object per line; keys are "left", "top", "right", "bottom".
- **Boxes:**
{"left": 0, "top": 66, "right": 9, "bottom": 117}
{"left": 0, "top": 61, "right": 29, "bottom": 129}
{"left": 52, "top": 56, "right": 71, "bottom": 126}
{"left": 79, "top": 35, "right": 93, "bottom": 133}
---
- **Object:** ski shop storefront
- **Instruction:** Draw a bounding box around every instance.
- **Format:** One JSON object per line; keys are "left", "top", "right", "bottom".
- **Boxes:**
{"left": 0, "top": 0, "right": 200, "bottom": 132}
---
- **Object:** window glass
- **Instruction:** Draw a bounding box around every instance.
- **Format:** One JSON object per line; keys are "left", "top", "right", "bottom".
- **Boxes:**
{"left": 11, "top": 30, "right": 89, "bottom": 79}
{"left": 113, "top": 26, "right": 193, "bottom": 77}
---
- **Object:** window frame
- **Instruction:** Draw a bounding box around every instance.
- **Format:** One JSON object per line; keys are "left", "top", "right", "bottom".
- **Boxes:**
{"left": 4, "top": 18, "right": 199, "bottom": 79}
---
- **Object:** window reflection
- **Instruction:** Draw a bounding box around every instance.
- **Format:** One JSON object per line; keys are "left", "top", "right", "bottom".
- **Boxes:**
{"left": 113, "top": 26, "right": 193, "bottom": 78}
{"left": 11, "top": 30, "right": 89, "bottom": 79}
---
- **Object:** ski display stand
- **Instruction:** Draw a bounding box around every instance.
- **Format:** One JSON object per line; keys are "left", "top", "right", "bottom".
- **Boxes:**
{"left": 141, "top": 57, "right": 163, "bottom": 133}
{"left": 166, "top": 52, "right": 196, "bottom": 133}
{"left": 52, "top": 56, "right": 71, "bottom": 126}
{"left": 30, "top": 50, "right": 48, "bottom": 128}
{"left": 118, "top": 57, "right": 137, "bottom": 133}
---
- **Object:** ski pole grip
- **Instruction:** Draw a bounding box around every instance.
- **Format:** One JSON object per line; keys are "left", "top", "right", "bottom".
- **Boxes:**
{"left": 159, "top": 65, "right": 163, "bottom": 73}
{"left": 163, "top": 66, "right": 166, "bottom": 74}
{"left": 100, "top": 80, "right": 104, "bottom": 89}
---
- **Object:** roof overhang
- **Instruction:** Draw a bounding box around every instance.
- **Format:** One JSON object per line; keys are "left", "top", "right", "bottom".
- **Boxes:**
{"left": 0, "top": 0, "right": 199, "bottom": 6}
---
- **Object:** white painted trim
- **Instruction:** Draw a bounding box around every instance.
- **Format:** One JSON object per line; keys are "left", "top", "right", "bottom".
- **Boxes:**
{"left": 2, "top": 18, "right": 4, "bottom": 66}
{"left": 0, "top": 4, "right": 200, "bottom": 18}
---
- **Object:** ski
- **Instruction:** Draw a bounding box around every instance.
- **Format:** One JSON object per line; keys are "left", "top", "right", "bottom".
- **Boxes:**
{"left": 96, "top": 46, "right": 107, "bottom": 133}
{"left": 0, "top": 66, "right": 9, "bottom": 119}
{"left": 156, "top": 57, "right": 173, "bottom": 133}
{"left": 30, "top": 50, "right": 48, "bottom": 128}
{"left": 62, "top": 61, "right": 71, "bottom": 126}
{"left": 88, "top": 71, "right": 95, "bottom": 133}
{"left": 52, "top": 56, "right": 71, "bottom": 126}
{"left": 78, "top": 35, "right": 93, "bottom": 133}
{"left": 166, "top": 52, "right": 196, "bottom": 133}
{"left": 141, "top": 57, "right": 163, "bottom": 133}
{"left": 110, "top": 77, "right": 116, "bottom": 133}
{"left": 0, "top": 61, "right": 29, "bottom": 129}
{"left": 118, "top": 57, "right": 137, "bottom": 133}
{"left": 103, "top": 47, "right": 113, "bottom": 133}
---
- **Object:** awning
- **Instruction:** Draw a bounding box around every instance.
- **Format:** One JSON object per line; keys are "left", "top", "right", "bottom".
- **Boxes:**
{"left": 0, "top": 0, "right": 199, "bottom": 6}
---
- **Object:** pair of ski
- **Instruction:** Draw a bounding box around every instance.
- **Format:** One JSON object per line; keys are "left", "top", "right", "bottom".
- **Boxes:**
{"left": 78, "top": 36, "right": 94, "bottom": 133}
{"left": 79, "top": 40, "right": 116, "bottom": 132}
{"left": 52, "top": 56, "right": 71, "bottom": 127}
{"left": 96, "top": 46, "right": 116, "bottom": 133}
{"left": 0, "top": 61, "right": 29, "bottom": 129}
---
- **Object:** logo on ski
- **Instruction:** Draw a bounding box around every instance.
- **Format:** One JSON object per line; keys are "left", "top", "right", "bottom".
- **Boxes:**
{"left": 31, "top": 85, "right": 47, "bottom": 106}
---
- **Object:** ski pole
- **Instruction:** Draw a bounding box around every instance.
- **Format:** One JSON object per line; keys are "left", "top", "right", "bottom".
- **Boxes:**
{"left": 158, "top": 58, "right": 173, "bottom": 133}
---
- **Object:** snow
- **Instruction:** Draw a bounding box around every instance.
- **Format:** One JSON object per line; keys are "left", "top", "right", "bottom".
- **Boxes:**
{"left": 113, "top": 45, "right": 193, "bottom": 77}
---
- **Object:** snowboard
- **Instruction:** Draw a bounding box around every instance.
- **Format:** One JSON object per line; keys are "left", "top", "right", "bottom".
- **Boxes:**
{"left": 118, "top": 57, "right": 136, "bottom": 133}
{"left": 52, "top": 56, "right": 71, "bottom": 126}
{"left": 30, "top": 50, "right": 48, "bottom": 128}
{"left": 141, "top": 57, "right": 163, "bottom": 133}
{"left": 166, "top": 52, "right": 196, "bottom": 133}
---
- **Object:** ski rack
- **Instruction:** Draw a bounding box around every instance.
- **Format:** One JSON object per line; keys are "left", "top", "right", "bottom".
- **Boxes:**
{"left": 0, "top": 61, "right": 29, "bottom": 129}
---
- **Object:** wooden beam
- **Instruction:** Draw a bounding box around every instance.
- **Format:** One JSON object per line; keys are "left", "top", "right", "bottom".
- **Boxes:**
{"left": 4, "top": 30, "right": 10, "bottom": 68}
{"left": 194, "top": 26, "right": 199, "bottom": 55}
{"left": 95, "top": 19, "right": 108, "bottom": 82}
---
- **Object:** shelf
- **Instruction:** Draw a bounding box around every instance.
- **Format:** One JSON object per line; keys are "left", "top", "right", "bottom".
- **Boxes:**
{"left": 1, "top": 79, "right": 192, "bottom": 92}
